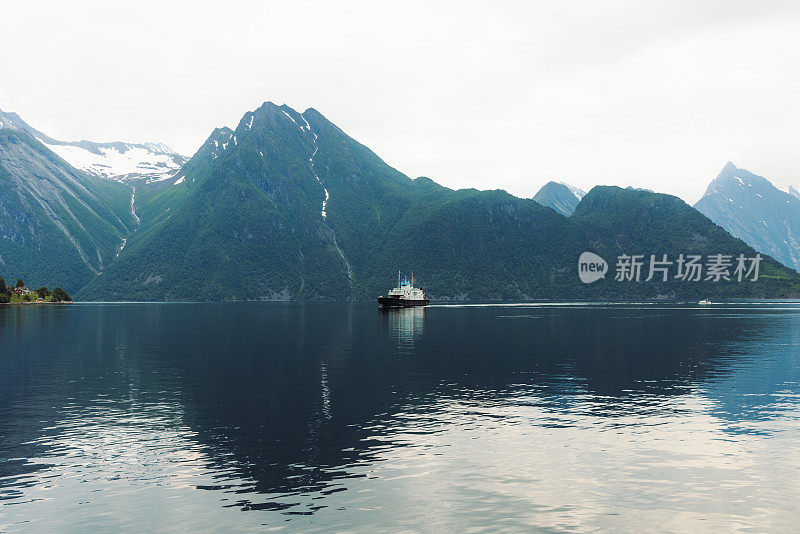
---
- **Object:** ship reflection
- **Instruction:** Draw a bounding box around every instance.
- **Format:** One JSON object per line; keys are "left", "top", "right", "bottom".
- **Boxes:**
{"left": 380, "top": 306, "right": 426, "bottom": 348}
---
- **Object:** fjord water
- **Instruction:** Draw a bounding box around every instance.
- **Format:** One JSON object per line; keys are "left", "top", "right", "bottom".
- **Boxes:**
{"left": 2, "top": 303, "right": 800, "bottom": 532}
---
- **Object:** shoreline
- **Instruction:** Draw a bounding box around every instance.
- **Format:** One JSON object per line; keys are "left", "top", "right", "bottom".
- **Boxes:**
{"left": 28, "top": 298, "right": 800, "bottom": 305}
{"left": 1, "top": 301, "right": 73, "bottom": 306}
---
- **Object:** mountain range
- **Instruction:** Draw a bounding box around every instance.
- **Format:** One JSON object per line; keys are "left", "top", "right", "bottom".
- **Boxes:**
{"left": 2, "top": 103, "right": 800, "bottom": 301}
{"left": 0, "top": 109, "right": 186, "bottom": 183}
{"left": 695, "top": 162, "right": 800, "bottom": 273}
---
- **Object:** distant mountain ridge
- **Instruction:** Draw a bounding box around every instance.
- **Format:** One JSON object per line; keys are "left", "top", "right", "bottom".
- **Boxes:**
{"left": 0, "top": 127, "right": 136, "bottom": 291}
{"left": 3, "top": 103, "right": 800, "bottom": 301}
{"left": 77, "top": 102, "right": 800, "bottom": 301}
{"left": 695, "top": 162, "right": 800, "bottom": 272}
{"left": 0, "top": 109, "right": 186, "bottom": 183}
{"left": 533, "top": 181, "right": 586, "bottom": 215}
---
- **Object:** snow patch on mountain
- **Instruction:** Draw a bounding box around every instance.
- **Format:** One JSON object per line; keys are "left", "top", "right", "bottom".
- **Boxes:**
{"left": 0, "top": 107, "right": 186, "bottom": 182}
{"left": 201, "top": 128, "right": 234, "bottom": 160}
{"left": 695, "top": 162, "right": 800, "bottom": 273}
{"left": 281, "top": 110, "right": 298, "bottom": 126}
{"left": 561, "top": 182, "right": 587, "bottom": 200}
{"left": 42, "top": 141, "right": 186, "bottom": 182}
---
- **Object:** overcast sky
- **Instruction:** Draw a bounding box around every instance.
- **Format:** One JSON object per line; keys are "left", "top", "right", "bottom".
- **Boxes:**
{"left": 2, "top": 1, "right": 798, "bottom": 203}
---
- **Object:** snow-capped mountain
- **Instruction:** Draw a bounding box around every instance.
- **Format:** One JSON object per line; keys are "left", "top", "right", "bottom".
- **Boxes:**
{"left": 565, "top": 183, "right": 587, "bottom": 201}
{"left": 532, "top": 181, "right": 586, "bottom": 216}
{"left": 0, "top": 108, "right": 186, "bottom": 183}
{"left": 0, "top": 125, "right": 137, "bottom": 292}
{"left": 694, "top": 162, "right": 800, "bottom": 272}
{"left": 42, "top": 140, "right": 186, "bottom": 183}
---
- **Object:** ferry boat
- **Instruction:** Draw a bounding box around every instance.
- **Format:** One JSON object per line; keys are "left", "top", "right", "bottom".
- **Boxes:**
{"left": 378, "top": 272, "right": 430, "bottom": 308}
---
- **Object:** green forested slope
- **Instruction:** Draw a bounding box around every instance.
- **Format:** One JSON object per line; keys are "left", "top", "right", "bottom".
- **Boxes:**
{"left": 76, "top": 103, "right": 800, "bottom": 301}
{"left": 569, "top": 187, "right": 800, "bottom": 299}
{"left": 0, "top": 129, "right": 135, "bottom": 293}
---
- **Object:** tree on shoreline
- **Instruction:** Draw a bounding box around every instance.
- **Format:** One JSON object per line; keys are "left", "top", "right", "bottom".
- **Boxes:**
{"left": 0, "top": 277, "right": 9, "bottom": 303}
{"left": 0, "top": 276, "right": 73, "bottom": 304}
{"left": 51, "top": 287, "right": 72, "bottom": 302}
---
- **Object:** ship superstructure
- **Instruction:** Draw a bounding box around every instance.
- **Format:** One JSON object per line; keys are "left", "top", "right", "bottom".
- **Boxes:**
{"left": 378, "top": 272, "right": 430, "bottom": 308}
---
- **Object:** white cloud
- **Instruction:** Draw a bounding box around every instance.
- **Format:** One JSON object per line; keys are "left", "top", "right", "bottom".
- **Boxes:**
{"left": 2, "top": 0, "right": 798, "bottom": 203}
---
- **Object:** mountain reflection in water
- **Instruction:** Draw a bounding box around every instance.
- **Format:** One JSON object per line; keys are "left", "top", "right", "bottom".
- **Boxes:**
{"left": 1, "top": 302, "right": 800, "bottom": 532}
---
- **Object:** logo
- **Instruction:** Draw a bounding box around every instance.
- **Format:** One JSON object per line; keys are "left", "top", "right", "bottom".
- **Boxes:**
{"left": 576, "top": 252, "right": 762, "bottom": 284}
{"left": 578, "top": 252, "right": 608, "bottom": 283}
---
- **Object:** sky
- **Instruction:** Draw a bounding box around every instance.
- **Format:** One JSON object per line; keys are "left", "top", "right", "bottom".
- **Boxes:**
{"left": 1, "top": 0, "right": 799, "bottom": 203}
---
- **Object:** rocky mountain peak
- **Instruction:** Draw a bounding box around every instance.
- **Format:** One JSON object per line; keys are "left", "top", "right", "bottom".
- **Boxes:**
{"left": 533, "top": 181, "right": 586, "bottom": 216}
{"left": 695, "top": 163, "right": 800, "bottom": 273}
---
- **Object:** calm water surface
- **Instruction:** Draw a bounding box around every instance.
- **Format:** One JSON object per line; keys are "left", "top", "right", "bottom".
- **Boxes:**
{"left": 1, "top": 302, "right": 800, "bottom": 532}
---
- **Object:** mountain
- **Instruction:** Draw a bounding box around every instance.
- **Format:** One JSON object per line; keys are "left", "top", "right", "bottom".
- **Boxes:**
{"left": 572, "top": 186, "right": 798, "bottom": 299}
{"left": 79, "top": 104, "right": 361, "bottom": 301}
{"left": 0, "top": 126, "right": 137, "bottom": 292}
{"left": 77, "top": 102, "right": 800, "bottom": 301}
{"left": 694, "top": 162, "right": 800, "bottom": 272}
{"left": 0, "top": 109, "right": 186, "bottom": 183}
{"left": 80, "top": 102, "right": 587, "bottom": 301}
{"left": 785, "top": 186, "right": 800, "bottom": 200}
{"left": 533, "top": 181, "right": 586, "bottom": 216}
